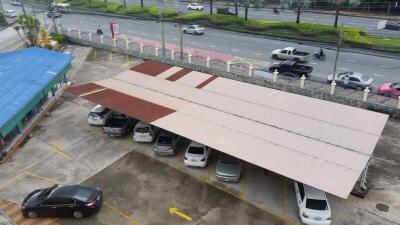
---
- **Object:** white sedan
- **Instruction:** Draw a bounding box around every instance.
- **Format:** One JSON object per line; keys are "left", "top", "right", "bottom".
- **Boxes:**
{"left": 184, "top": 141, "right": 210, "bottom": 167}
{"left": 87, "top": 105, "right": 113, "bottom": 126}
{"left": 183, "top": 25, "right": 205, "bottom": 35}
{"left": 294, "top": 182, "right": 332, "bottom": 225}
{"left": 5, "top": 10, "right": 18, "bottom": 18}
{"left": 187, "top": 3, "right": 203, "bottom": 10}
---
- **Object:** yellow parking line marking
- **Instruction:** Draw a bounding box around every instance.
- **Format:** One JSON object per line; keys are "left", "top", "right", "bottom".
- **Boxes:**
{"left": 22, "top": 172, "right": 62, "bottom": 185}
{"left": 169, "top": 207, "right": 192, "bottom": 222}
{"left": 51, "top": 142, "right": 70, "bottom": 160}
{"left": 131, "top": 149, "right": 299, "bottom": 225}
{"left": 104, "top": 201, "right": 141, "bottom": 225}
{"left": 40, "top": 219, "right": 57, "bottom": 225}
{"left": 0, "top": 173, "right": 25, "bottom": 191}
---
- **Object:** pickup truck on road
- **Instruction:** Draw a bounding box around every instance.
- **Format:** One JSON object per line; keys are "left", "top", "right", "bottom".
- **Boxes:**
{"left": 268, "top": 60, "right": 313, "bottom": 77}
{"left": 271, "top": 47, "right": 310, "bottom": 62}
{"left": 103, "top": 116, "right": 134, "bottom": 137}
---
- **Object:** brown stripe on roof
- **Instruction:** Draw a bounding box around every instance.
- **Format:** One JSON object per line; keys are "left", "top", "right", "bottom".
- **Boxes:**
{"left": 196, "top": 76, "right": 218, "bottom": 89}
{"left": 166, "top": 68, "right": 191, "bottom": 81}
{"left": 82, "top": 89, "right": 175, "bottom": 123}
{"left": 66, "top": 83, "right": 105, "bottom": 96}
{"left": 130, "top": 60, "right": 173, "bottom": 76}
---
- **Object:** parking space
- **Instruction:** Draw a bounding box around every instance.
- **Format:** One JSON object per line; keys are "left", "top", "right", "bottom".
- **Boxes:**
{"left": 0, "top": 48, "right": 399, "bottom": 225}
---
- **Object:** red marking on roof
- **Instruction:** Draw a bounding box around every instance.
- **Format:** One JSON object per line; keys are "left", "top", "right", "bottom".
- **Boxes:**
{"left": 81, "top": 89, "right": 175, "bottom": 123}
{"left": 130, "top": 60, "right": 173, "bottom": 76}
{"left": 196, "top": 76, "right": 218, "bottom": 89}
{"left": 166, "top": 69, "right": 191, "bottom": 81}
{"left": 66, "top": 83, "right": 104, "bottom": 96}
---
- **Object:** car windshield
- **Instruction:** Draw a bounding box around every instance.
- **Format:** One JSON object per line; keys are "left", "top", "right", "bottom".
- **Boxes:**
{"left": 135, "top": 127, "right": 150, "bottom": 133}
{"left": 73, "top": 187, "right": 96, "bottom": 202}
{"left": 187, "top": 146, "right": 204, "bottom": 154}
{"left": 390, "top": 82, "right": 400, "bottom": 88}
{"left": 306, "top": 198, "right": 328, "bottom": 210}
{"left": 38, "top": 185, "right": 58, "bottom": 200}
{"left": 157, "top": 136, "right": 172, "bottom": 144}
{"left": 360, "top": 75, "right": 370, "bottom": 82}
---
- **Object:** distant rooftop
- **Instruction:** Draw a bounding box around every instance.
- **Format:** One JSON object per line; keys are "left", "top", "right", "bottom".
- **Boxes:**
{"left": 0, "top": 47, "right": 74, "bottom": 133}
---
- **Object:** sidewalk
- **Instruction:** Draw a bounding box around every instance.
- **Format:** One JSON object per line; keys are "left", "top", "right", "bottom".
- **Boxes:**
{"left": 0, "top": 27, "right": 26, "bottom": 52}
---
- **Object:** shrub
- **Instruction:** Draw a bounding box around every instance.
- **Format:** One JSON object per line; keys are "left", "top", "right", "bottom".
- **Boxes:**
{"left": 207, "top": 14, "right": 242, "bottom": 25}
{"left": 177, "top": 12, "right": 207, "bottom": 21}
{"left": 126, "top": 5, "right": 147, "bottom": 14}
{"left": 105, "top": 2, "right": 122, "bottom": 12}
{"left": 148, "top": 6, "right": 177, "bottom": 18}
{"left": 44, "top": 44, "right": 53, "bottom": 50}
{"left": 67, "top": 0, "right": 86, "bottom": 6}
{"left": 86, "top": 0, "right": 105, "bottom": 9}
{"left": 56, "top": 34, "right": 66, "bottom": 43}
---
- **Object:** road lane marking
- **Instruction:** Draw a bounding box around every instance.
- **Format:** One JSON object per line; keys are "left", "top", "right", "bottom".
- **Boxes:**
{"left": 210, "top": 45, "right": 216, "bottom": 48}
{"left": 309, "top": 62, "right": 318, "bottom": 65}
{"left": 191, "top": 41, "right": 198, "bottom": 45}
{"left": 345, "top": 59, "right": 357, "bottom": 63}
{"left": 311, "top": 73, "right": 328, "bottom": 78}
{"left": 339, "top": 67, "right": 349, "bottom": 70}
{"left": 169, "top": 207, "right": 192, "bottom": 222}
{"left": 373, "top": 74, "right": 384, "bottom": 77}
{"left": 104, "top": 202, "right": 141, "bottom": 225}
{"left": 231, "top": 49, "right": 238, "bottom": 52}
{"left": 141, "top": 32, "right": 148, "bottom": 35}
{"left": 254, "top": 53, "right": 263, "bottom": 56}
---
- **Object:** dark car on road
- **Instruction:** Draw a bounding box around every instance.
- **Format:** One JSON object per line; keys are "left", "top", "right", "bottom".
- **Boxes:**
{"left": 217, "top": 7, "right": 234, "bottom": 15}
{"left": 268, "top": 60, "right": 313, "bottom": 77}
{"left": 385, "top": 20, "right": 400, "bottom": 30}
{"left": 22, "top": 184, "right": 102, "bottom": 219}
{"left": 47, "top": 10, "right": 61, "bottom": 18}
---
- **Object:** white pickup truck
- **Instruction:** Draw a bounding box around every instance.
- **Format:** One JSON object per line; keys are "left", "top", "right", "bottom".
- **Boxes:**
{"left": 271, "top": 47, "right": 310, "bottom": 62}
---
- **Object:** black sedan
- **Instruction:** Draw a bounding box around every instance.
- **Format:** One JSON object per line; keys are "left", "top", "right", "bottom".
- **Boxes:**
{"left": 385, "top": 20, "right": 400, "bottom": 30}
{"left": 21, "top": 184, "right": 102, "bottom": 219}
{"left": 47, "top": 11, "right": 61, "bottom": 18}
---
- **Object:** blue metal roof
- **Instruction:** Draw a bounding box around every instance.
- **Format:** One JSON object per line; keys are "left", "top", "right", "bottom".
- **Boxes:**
{"left": 0, "top": 47, "right": 74, "bottom": 131}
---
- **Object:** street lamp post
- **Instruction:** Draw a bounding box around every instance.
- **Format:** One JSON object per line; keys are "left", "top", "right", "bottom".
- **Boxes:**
{"left": 332, "top": 29, "right": 343, "bottom": 81}
{"left": 158, "top": 0, "right": 166, "bottom": 58}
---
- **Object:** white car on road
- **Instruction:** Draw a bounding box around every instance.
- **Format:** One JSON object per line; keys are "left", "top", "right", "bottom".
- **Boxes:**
{"left": 271, "top": 47, "right": 310, "bottom": 62}
{"left": 187, "top": 3, "right": 203, "bottom": 10}
{"left": 87, "top": 105, "right": 113, "bottom": 126}
{"left": 184, "top": 141, "right": 211, "bottom": 167}
{"left": 5, "top": 10, "right": 18, "bottom": 18}
{"left": 183, "top": 25, "right": 205, "bottom": 35}
{"left": 294, "top": 182, "right": 332, "bottom": 225}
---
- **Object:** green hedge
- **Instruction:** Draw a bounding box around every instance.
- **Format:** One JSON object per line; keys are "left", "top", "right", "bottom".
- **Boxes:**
{"left": 105, "top": 2, "right": 122, "bottom": 12}
{"left": 86, "top": 0, "right": 105, "bottom": 9}
{"left": 126, "top": 5, "right": 148, "bottom": 14}
{"left": 0, "top": 14, "right": 6, "bottom": 26}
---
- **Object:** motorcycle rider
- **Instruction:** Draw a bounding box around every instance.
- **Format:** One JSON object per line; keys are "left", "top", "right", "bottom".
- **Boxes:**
{"left": 319, "top": 48, "right": 325, "bottom": 58}
{"left": 273, "top": 7, "right": 280, "bottom": 14}
{"left": 96, "top": 26, "right": 103, "bottom": 35}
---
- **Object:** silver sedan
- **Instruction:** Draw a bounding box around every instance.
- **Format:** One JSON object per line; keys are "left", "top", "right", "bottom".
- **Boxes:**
{"left": 327, "top": 72, "right": 374, "bottom": 90}
{"left": 183, "top": 25, "right": 205, "bottom": 35}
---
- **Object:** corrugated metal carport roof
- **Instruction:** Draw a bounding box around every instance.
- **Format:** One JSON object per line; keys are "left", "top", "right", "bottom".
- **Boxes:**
{"left": 67, "top": 61, "right": 388, "bottom": 199}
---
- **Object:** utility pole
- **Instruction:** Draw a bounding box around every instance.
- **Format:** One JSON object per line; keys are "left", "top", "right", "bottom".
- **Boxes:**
{"left": 210, "top": 0, "right": 213, "bottom": 14}
{"left": 332, "top": 29, "right": 342, "bottom": 81}
{"left": 387, "top": 2, "right": 391, "bottom": 18}
{"left": 158, "top": 0, "right": 166, "bottom": 58}
{"left": 175, "top": 1, "right": 184, "bottom": 61}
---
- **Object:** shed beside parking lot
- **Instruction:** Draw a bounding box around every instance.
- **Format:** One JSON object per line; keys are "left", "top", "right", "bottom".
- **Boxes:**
{"left": 66, "top": 60, "right": 388, "bottom": 199}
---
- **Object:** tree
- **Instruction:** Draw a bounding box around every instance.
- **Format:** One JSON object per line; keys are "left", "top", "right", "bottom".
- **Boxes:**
{"left": 239, "top": 0, "right": 262, "bottom": 20}
{"left": 295, "top": 0, "right": 303, "bottom": 24}
{"left": 14, "top": 14, "right": 40, "bottom": 47}
{"left": 141, "top": 0, "right": 144, "bottom": 7}
{"left": 210, "top": 0, "right": 213, "bottom": 14}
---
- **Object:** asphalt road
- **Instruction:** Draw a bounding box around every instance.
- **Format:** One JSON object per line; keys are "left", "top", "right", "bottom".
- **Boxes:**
{"left": 2, "top": 2, "right": 400, "bottom": 86}
{"left": 113, "top": 0, "right": 400, "bottom": 36}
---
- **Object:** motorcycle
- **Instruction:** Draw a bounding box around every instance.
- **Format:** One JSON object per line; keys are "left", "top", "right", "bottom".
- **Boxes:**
{"left": 273, "top": 8, "right": 280, "bottom": 14}
{"left": 96, "top": 28, "right": 103, "bottom": 35}
{"left": 313, "top": 52, "right": 326, "bottom": 60}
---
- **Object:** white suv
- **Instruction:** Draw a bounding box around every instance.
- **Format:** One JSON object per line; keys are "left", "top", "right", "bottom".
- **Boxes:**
{"left": 87, "top": 105, "right": 113, "bottom": 126}
{"left": 187, "top": 3, "right": 203, "bottom": 10}
{"left": 184, "top": 141, "right": 210, "bottom": 167}
{"left": 294, "top": 182, "right": 332, "bottom": 225}
{"left": 133, "top": 121, "right": 159, "bottom": 143}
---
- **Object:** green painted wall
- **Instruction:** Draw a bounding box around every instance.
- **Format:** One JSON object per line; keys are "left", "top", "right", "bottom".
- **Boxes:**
{"left": 0, "top": 63, "right": 71, "bottom": 137}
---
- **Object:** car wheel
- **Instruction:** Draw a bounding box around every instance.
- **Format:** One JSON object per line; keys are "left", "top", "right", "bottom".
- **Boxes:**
{"left": 194, "top": 31, "right": 198, "bottom": 35}
{"left": 383, "top": 92, "right": 390, "bottom": 97}
{"left": 183, "top": 30, "right": 187, "bottom": 33}
{"left": 357, "top": 85, "right": 364, "bottom": 90}
{"left": 73, "top": 210, "right": 84, "bottom": 219}
{"left": 27, "top": 211, "right": 38, "bottom": 219}
{"left": 272, "top": 54, "right": 277, "bottom": 59}
{"left": 294, "top": 57, "right": 300, "bottom": 62}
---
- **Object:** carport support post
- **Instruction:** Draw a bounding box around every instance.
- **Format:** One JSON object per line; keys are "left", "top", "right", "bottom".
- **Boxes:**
{"left": 363, "top": 87, "right": 370, "bottom": 101}
{"left": 206, "top": 56, "right": 210, "bottom": 68}
{"left": 112, "top": 38, "right": 116, "bottom": 47}
{"left": 88, "top": 33, "right": 92, "bottom": 41}
{"left": 249, "top": 64, "right": 254, "bottom": 77}
{"left": 300, "top": 75, "right": 306, "bottom": 88}
{"left": 125, "top": 41, "right": 130, "bottom": 50}
{"left": 78, "top": 30, "right": 81, "bottom": 39}
{"left": 273, "top": 69, "right": 278, "bottom": 83}
{"left": 171, "top": 50, "right": 175, "bottom": 60}
{"left": 227, "top": 60, "right": 231, "bottom": 72}
{"left": 397, "top": 96, "right": 400, "bottom": 109}
{"left": 188, "top": 52, "right": 192, "bottom": 63}
{"left": 140, "top": 43, "right": 144, "bottom": 55}
{"left": 330, "top": 81, "right": 336, "bottom": 94}
{"left": 100, "top": 35, "right": 104, "bottom": 44}
{"left": 155, "top": 47, "right": 159, "bottom": 58}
